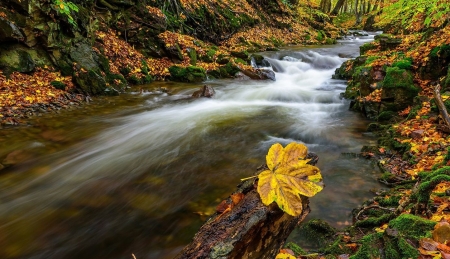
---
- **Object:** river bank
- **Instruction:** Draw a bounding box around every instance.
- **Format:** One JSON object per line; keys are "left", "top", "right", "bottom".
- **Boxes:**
{"left": 0, "top": 36, "right": 381, "bottom": 258}
{"left": 0, "top": 0, "right": 341, "bottom": 126}
{"left": 278, "top": 12, "right": 450, "bottom": 259}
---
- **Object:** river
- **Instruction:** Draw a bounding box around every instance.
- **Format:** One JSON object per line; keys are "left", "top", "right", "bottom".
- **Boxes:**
{"left": 0, "top": 33, "right": 383, "bottom": 259}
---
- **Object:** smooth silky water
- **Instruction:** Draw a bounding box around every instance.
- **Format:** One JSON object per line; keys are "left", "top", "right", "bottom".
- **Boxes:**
{"left": 0, "top": 34, "right": 382, "bottom": 258}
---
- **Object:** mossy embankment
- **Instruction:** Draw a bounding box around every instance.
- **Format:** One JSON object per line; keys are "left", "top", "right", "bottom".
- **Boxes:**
{"left": 0, "top": 0, "right": 341, "bottom": 125}
{"left": 281, "top": 1, "right": 450, "bottom": 257}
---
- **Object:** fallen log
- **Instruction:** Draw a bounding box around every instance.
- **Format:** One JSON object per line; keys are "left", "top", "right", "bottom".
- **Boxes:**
{"left": 175, "top": 153, "right": 318, "bottom": 259}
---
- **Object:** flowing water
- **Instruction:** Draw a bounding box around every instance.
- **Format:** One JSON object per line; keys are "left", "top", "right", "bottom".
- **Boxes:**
{"left": 0, "top": 34, "right": 383, "bottom": 259}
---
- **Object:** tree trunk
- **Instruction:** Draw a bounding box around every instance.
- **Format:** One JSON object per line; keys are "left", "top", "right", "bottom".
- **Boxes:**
{"left": 175, "top": 154, "right": 318, "bottom": 259}
{"left": 331, "top": 0, "right": 346, "bottom": 15}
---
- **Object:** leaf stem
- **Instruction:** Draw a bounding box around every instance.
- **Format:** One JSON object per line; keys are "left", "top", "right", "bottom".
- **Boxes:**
{"left": 240, "top": 175, "right": 257, "bottom": 181}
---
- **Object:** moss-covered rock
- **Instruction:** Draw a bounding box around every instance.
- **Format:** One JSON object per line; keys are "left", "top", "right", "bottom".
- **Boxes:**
{"left": 0, "top": 48, "right": 35, "bottom": 74}
{"left": 374, "top": 34, "right": 402, "bottom": 51}
{"left": 381, "top": 67, "right": 419, "bottom": 111}
{"left": 349, "top": 233, "right": 383, "bottom": 259}
{"left": 187, "top": 48, "right": 197, "bottom": 66}
{"left": 169, "top": 65, "right": 206, "bottom": 82}
{"left": 75, "top": 69, "right": 113, "bottom": 95}
{"left": 388, "top": 214, "right": 436, "bottom": 239}
{"left": 298, "top": 219, "right": 336, "bottom": 246}
{"left": 251, "top": 54, "right": 270, "bottom": 68}
{"left": 360, "top": 42, "right": 377, "bottom": 55}
{"left": 392, "top": 57, "right": 413, "bottom": 70}
{"left": 230, "top": 50, "right": 249, "bottom": 60}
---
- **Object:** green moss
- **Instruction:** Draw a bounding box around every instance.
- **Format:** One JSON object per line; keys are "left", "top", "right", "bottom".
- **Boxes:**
{"left": 388, "top": 214, "right": 436, "bottom": 239}
{"left": 120, "top": 66, "right": 131, "bottom": 76}
{"left": 50, "top": 81, "right": 66, "bottom": 90}
{"left": 298, "top": 219, "right": 336, "bottom": 246}
{"left": 234, "top": 58, "right": 248, "bottom": 65}
{"left": 128, "top": 75, "right": 142, "bottom": 85}
{"left": 364, "top": 56, "right": 380, "bottom": 65}
{"left": 355, "top": 213, "right": 394, "bottom": 228}
{"left": 219, "top": 63, "right": 240, "bottom": 78}
{"left": 384, "top": 236, "right": 400, "bottom": 259}
{"left": 349, "top": 233, "right": 383, "bottom": 259}
{"left": 360, "top": 43, "right": 377, "bottom": 55}
{"left": 377, "top": 111, "right": 396, "bottom": 121}
{"left": 141, "top": 59, "right": 150, "bottom": 75}
{"left": 382, "top": 67, "right": 414, "bottom": 89}
{"left": 392, "top": 57, "right": 413, "bottom": 70}
{"left": 430, "top": 44, "right": 450, "bottom": 58}
{"left": 285, "top": 242, "right": 307, "bottom": 256}
{"left": 375, "top": 195, "right": 401, "bottom": 207}
{"left": 398, "top": 237, "right": 419, "bottom": 258}
{"left": 168, "top": 65, "right": 206, "bottom": 83}
{"left": 374, "top": 34, "right": 393, "bottom": 41}
{"left": 316, "top": 30, "right": 325, "bottom": 41}
{"left": 322, "top": 237, "right": 352, "bottom": 255}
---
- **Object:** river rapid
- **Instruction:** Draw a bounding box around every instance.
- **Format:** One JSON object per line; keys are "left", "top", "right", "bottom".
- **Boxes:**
{"left": 0, "top": 34, "right": 383, "bottom": 259}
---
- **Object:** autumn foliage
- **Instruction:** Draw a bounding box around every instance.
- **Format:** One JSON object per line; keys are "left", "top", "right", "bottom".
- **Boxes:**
{"left": 257, "top": 143, "right": 323, "bottom": 216}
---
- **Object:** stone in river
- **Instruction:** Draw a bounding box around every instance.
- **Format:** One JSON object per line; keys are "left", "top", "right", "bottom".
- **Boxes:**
{"left": 192, "top": 85, "right": 215, "bottom": 98}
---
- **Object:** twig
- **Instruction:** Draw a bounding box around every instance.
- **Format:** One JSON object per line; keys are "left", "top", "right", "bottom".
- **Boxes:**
{"left": 434, "top": 84, "right": 450, "bottom": 130}
{"left": 355, "top": 205, "right": 394, "bottom": 221}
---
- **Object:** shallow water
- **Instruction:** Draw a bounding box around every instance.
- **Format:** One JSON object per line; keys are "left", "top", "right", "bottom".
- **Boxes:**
{"left": 0, "top": 34, "right": 383, "bottom": 259}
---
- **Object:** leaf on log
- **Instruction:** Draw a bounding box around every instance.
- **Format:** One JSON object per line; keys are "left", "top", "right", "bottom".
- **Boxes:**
{"left": 257, "top": 142, "right": 323, "bottom": 216}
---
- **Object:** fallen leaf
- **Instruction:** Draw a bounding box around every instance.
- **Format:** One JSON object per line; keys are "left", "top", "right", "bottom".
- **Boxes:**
{"left": 257, "top": 143, "right": 323, "bottom": 216}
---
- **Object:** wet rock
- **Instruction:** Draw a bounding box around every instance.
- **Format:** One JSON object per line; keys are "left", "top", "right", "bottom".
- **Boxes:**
{"left": 2, "top": 149, "right": 33, "bottom": 166}
{"left": 350, "top": 30, "right": 369, "bottom": 36}
{"left": 0, "top": 17, "right": 24, "bottom": 42}
{"left": 70, "top": 42, "right": 99, "bottom": 71}
{"left": 240, "top": 68, "right": 276, "bottom": 81}
{"left": 411, "top": 129, "right": 424, "bottom": 139}
{"left": 251, "top": 54, "right": 271, "bottom": 68}
{"left": 192, "top": 85, "right": 215, "bottom": 98}
{"left": 74, "top": 70, "right": 108, "bottom": 95}
{"left": 362, "top": 101, "right": 380, "bottom": 120}
{"left": 165, "top": 43, "right": 184, "bottom": 62}
{"left": 0, "top": 48, "right": 35, "bottom": 74}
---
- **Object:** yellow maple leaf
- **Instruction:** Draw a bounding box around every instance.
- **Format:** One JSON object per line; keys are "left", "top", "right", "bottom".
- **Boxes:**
{"left": 257, "top": 143, "right": 323, "bottom": 216}
{"left": 275, "top": 253, "right": 296, "bottom": 259}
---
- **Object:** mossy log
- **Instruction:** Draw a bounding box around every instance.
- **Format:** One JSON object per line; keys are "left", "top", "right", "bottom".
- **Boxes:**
{"left": 175, "top": 154, "right": 318, "bottom": 259}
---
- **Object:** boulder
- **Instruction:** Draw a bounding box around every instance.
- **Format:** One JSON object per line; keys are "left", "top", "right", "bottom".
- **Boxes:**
{"left": 74, "top": 70, "right": 108, "bottom": 95}
{"left": 251, "top": 54, "right": 271, "bottom": 68}
{"left": 240, "top": 68, "right": 276, "bottom": 81}
{"left": 0, "top": 17, "right": 24, "bottom": 42}
{"left": 0, "top": 47, "right": 35, "bottom": 74}
{"left": 192, "top": 85, "right": 215, "bottom": 98}
{"left": 381, "top": 67, "right": 419, "bottom": 111}
{"left": 70, "top": 42, "right": 100, "bottom": 71}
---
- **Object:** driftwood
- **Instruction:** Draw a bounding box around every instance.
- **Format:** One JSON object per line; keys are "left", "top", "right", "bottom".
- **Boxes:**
{"left": 434, "top": 84, "right": 450, "bottom": 133}
{"left": 175, "top": 153, "right": 318, "bottom": 259}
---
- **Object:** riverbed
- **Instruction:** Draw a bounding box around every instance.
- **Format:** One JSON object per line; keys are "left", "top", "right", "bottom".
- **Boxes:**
{"left": 0, "top": 34, "right": 383, "bottom": 259}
